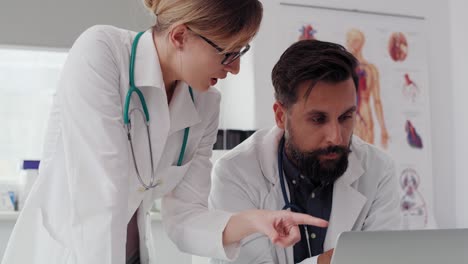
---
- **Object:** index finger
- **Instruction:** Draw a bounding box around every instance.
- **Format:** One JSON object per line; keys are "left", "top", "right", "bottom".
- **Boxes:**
{"left": 289, "top": 212, "right": 328, "bottom": 227}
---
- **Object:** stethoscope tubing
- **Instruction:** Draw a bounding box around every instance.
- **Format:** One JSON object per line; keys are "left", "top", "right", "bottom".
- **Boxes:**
{"left": 124, "top": 31, "right": 193, "bottom": 190}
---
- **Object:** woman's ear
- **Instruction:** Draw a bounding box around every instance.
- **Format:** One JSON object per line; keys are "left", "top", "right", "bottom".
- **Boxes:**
{"left": 168, "top": 24, "right": 188, "bottom": 50}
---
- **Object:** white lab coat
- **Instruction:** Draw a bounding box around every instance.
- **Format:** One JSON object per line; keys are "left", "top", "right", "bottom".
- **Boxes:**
{"left": 1, "top": 26, "right": 239, "bottom": 264}
{"left": 209, "top": 127, "right": 401, "bottom": 264}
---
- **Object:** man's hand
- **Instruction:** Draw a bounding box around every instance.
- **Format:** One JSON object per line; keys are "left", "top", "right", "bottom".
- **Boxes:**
{"left": 318, "top": 249, "right": 334, "bottom": 264}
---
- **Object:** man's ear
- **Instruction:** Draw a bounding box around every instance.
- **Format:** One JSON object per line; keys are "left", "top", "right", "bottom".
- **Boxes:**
{"left": 168, "top": 24, "right": 188, "bottom": 50}
{"left": 273, "top": 101, "right": 287, "bottom": 129}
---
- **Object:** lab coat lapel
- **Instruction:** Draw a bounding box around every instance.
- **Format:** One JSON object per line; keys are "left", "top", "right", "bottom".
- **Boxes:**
{"left": 324, "top": 152, "right": 366, "bottom": 250}
{"left": 168, "top": 82, "right": 201, "bottom": 135}
{"left": 263, "top": 169, "right": 294, "bottom": 264}
{"left": 258, "top": 127, "right": 284, "bottom": 185}
{"left": 133, "top": 29, "right": 164, "bottom": 89}
{"left": 131, "top": 30, "right": 201, "bottom": 135}
{"left": 259, "top": 128, "right": 283, "bottom": 211}
{"left": 259, "top": 127, "right": 294, "bottom": 264}
{"left": 127, "top": 29, "right": 169, "bottom": 192}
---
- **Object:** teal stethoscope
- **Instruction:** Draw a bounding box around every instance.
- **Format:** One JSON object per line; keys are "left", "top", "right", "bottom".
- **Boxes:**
{"left": 124, "top": 31, "right": 194, "bottom": 190}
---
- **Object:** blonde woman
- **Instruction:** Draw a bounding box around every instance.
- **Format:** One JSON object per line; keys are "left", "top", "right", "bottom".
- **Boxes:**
{"left": 1, "top": 1, "right": 327, "bottom": 264}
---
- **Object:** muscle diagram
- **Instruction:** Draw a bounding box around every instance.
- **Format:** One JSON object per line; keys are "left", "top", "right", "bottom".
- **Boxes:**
{"left": 346, "top": 28, "right": 389, "bottom": 148}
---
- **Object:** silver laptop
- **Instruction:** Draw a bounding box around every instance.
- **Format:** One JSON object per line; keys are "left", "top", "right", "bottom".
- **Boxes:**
{"left": 331, "top": 229, "right": 468, "bottom": 264}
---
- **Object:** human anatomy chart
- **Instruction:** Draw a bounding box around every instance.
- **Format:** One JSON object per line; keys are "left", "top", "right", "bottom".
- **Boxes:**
{"left": 277, "top": 3, "right": 435, "bottom": 229}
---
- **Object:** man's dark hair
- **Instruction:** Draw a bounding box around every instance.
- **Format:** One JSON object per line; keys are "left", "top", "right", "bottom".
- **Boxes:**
{"left": 272, "top": 40, "right": 359, "bottom": 108}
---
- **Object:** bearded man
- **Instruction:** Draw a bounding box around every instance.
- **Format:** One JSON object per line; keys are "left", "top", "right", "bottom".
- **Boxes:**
{"left": 209, "top": 40, "right": 401, "bottom": 264}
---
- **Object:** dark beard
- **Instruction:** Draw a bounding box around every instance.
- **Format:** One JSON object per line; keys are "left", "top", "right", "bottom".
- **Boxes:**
{"left": 285, "top": 138, "right": 351, "bottom": 186}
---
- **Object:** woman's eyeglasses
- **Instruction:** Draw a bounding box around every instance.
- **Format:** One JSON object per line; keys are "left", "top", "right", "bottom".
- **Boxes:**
{"left": 188, "top": 27, "right": 250, "bottom": 65}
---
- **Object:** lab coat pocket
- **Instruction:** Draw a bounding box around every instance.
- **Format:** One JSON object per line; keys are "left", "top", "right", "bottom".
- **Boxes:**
{"left": 153, "top": 160, "right": 193, "bottom": 197}
{"left": 34, "top": 208, "right": 71, "bottom": 263}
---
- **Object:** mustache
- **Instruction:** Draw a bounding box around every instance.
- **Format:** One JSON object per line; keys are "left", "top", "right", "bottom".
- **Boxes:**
{"left": 305, "top": 145, "right": 352, "bottom": 157}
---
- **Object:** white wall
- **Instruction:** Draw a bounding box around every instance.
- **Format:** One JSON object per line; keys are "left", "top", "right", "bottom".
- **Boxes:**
{"left": 217, "top": 51, "right": 256, "bottom": 130}
{"left": 423, "top": 1, "right": 456, "bottom": 229}
{"left": 247, "top": 0, "right": 455, "bottom": 228}
{"left": 449, "top": 0, "right": 468, "bottom": 228}
{"left": 0, "top": 0, "right": 153, "bottom": 48}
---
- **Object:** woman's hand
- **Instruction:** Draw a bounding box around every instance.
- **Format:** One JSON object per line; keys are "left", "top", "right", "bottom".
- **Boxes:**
{"left": 255, "top": 210, "right": 328, "bottom": 247}
{"left": 223, "top": 209, "right": 328, "bottom": 247}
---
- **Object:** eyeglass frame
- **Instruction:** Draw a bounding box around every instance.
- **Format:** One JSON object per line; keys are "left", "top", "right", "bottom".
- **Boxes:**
{"left": 187, "top": 27, "right": 250, "bottom": 65}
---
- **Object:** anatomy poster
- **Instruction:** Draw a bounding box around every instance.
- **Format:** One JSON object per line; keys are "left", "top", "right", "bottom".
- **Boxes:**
{"left": 277, "top": 3, "right": 435, "bottom": 229}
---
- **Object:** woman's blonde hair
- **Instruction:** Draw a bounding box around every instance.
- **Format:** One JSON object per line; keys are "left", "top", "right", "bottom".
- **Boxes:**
{"left": 144, "top": 0, "right": 263, "bottom": 52}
